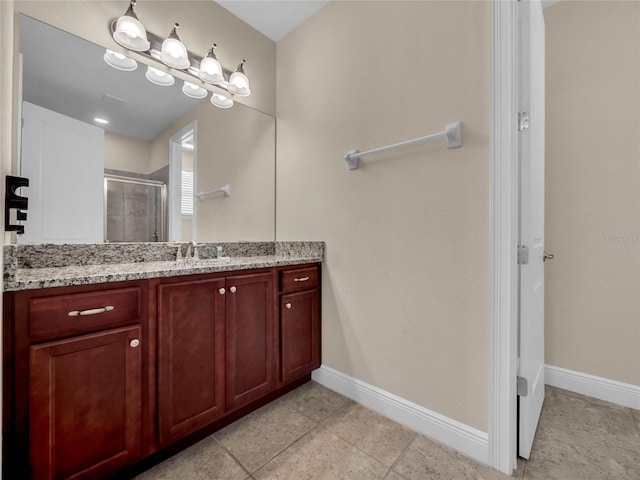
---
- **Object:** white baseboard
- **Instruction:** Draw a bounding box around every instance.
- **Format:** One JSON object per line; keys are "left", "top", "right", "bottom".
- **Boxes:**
{"left": 545, "top": 365, "right": 640, "bottom": 410}
{"left": 311, "top": 365, "right": 489, "bottom": 465}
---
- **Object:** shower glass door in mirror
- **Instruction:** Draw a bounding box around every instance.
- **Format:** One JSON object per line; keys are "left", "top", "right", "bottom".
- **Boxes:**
{"left": 104, "top": 176, "right": 166, "bottom": 242}
{"left": 17, "top": 14, "right": 276, "bottom": 244}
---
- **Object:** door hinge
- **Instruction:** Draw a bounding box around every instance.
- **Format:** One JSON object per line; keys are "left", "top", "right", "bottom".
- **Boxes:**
{"left": 518, "top": 111, "right": 530, "bottom": 132}
{"left": 517, "top": 376, "right": 528, "bottom": 397}
{"left": 518, "top": 245, "right": 529, "bottom": 265}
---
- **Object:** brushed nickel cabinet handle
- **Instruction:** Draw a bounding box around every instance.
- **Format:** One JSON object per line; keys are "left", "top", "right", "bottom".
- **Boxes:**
{"left": 294, "top": 276, "right": 310, "bottom": 282}
{"left": 219, "top": 288, "right": 226, "bottom": 295}
{"left": 285, "top": 303, "right": 292, "bottom": 309}
{"left": 130, "top": 339, "right": 140, "bottom": 348}
{"left": 230, "top": 286, "right": 237, "bottom": 293}
{"left": 68, "top": 305, "right": 115, "bottom": 317}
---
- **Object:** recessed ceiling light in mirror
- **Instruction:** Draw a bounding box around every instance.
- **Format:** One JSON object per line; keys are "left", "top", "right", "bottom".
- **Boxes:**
{"left": 94, "top": 117, "right": 109, "bottom": 125}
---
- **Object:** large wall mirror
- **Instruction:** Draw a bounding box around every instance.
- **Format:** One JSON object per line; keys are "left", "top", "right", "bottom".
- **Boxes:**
{"left": 16, "top": 14, "right": 275, "bottom": 244}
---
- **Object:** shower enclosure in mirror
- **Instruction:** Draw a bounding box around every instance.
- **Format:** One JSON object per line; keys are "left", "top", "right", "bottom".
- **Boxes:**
{"left": 104, "top": 175, "right": 166, "bottom": 242}
{"left": 16, "top": 14, "right": 276, "bottom": 244}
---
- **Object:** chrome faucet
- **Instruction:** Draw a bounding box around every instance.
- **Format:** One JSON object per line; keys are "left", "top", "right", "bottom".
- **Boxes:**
{"left": 185, "top": 241, "right": 199, "bottom": 260}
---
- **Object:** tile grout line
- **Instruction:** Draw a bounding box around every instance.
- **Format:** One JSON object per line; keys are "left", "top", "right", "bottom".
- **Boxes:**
{"left": 212, "top": 434, "right": 255, "bottom": 479}
{"left": 386, "top": 431, "right": 418, "bottom": 478}
{"left": 320, "top": 404, "right": 418, "bottom": 474}
{"left": 243, "top": 425, "right": 318, "bottom": 478}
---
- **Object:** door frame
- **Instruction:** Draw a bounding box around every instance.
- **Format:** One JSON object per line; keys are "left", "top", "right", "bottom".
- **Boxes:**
{"left": 489, "top": 0, "right": 520, "bottom": 475}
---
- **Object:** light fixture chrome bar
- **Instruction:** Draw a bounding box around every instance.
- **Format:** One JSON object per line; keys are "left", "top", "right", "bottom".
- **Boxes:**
{"left": 195, "top": 183, "right": 231, "bottom": 202}
{"left": 344, "top": 121, "right": 463, "bottom": 170}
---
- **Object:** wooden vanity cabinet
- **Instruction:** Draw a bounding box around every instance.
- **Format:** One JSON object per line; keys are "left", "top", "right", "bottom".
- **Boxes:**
{"left": 30, "top": 326, "right": 142, "bottom": 479}
{"left": 156, "top": 276, "right": 226, "bottom": 445}
{"left": 278, "top": 265, "right": 321, "bottom": 384}
{"left": 5, "top": 281, "right": 148, "bottom": 480}
{"left": 225, "top": 271, "right": 276, "bottom": 410}
{"left": 155, "top": 270, "right": 276, "bottom": 445}
{"left": 4, "top": 264, "right": 320, "bottom": 479}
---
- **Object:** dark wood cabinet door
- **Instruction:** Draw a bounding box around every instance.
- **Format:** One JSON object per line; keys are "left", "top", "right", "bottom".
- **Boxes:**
{"left": 157, "top": 278, "right": 226, "bottom": 444}
{"left": 281, "top": 290, "right": 320, "bottom": 383}
{"left": 29, "top": 326, "right": 142, "bottom": 480}
{"left": 225, "top": 272, "right": 275, "bottom": 410}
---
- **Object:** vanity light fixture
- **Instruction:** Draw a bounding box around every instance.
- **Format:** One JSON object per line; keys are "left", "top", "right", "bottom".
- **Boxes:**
{"left": 211, "top": 93, "right": 234, "bottom": 109}
{"left": 199, "top": 44, "right": 224, "bottom": 84}
{"left": 182, "top": 81, "right": 208, "bottom": 99}
{"left": 228, "top": 60, "right": 250, "bottom": 97}
{"left": 113, "top": 0, "right": 150, "bottom": 52}
{"left": 145, "top": 65, "right": 175, "bottom": 86}
{"left": 104, "top": 49, "right": 138, "bottom": 71}
{"left": 160, "top": 23, "right": 190, "bottom": 70}
{"left": 109, "top": 6, "right": 253, "bottom": 108}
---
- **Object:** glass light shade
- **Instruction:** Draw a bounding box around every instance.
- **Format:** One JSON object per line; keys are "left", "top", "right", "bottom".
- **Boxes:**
{"left": 199, "top": 57, "right": 223, "bottom": 84}
{"left": 104, "top": 49, "right": 137, "bottom": 71}
{"left": 210, "top": 93, "right": 233, "bottom": 109}
{"left": 145, "top": 66, "right": 175, "bottom": 86}
{"left": 160, "top": 24, "right": 190, "bottom": 69}
{"left": 199, "top": 45, "right": 224, "bottom": 84}
{"left": 182, "top": 81, "right": 208, "bottom": 99}
{"left": 112, "top": 1, "right": 150, "bottom": 52}
{"left": 228, "top": 61, "right": 250, "bottom": 97}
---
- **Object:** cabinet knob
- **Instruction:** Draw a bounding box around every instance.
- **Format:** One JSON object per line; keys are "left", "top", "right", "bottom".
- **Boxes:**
{"left": 285, "top": 303, "right": 292, "bottom": 309}
{"left": 130, "top": 339, "right": 140, "bottom": 348}
{"left": 219, "top": 288, "right": 226, "bottom": 295}
{"left": 230, "top": 286, "right": 237, "bottom": 293}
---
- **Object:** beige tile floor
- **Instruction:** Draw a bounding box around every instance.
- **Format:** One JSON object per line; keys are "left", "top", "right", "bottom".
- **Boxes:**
{"left": 137, "top": 382, "right": 640, "bottom": 480}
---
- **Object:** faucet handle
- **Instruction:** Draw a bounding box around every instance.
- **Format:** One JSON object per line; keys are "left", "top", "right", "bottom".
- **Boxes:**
{"left": 193, "top": 244, "right": 200, "bottom": 260}
{"left": 167, "top": 243, "right": 183, "bottom": 261}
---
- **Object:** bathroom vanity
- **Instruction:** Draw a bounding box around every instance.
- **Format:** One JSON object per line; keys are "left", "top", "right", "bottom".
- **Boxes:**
{"left": 2, "top": 242, "right": 323, "bottom": 479}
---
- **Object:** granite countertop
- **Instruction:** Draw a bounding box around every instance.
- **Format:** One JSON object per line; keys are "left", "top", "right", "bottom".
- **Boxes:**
{"left": 3, "top": 242, "right": 324, "bottom": 292}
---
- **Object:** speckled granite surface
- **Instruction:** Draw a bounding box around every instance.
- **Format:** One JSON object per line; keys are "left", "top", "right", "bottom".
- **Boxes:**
{"left": 3, "top": 242, "right": 324, "bottom": 291}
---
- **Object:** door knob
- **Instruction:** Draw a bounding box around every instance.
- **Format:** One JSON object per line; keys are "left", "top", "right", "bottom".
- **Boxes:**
{"left": 543, "top": 251, "right": 554, "bottom": 261}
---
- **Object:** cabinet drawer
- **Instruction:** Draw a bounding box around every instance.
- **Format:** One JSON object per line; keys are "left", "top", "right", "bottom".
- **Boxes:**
{"left": 280, "top": 266, "right": 318, "bottom": 293}
{"left": 27, "top": 287, "right": 142, "bottom": 341}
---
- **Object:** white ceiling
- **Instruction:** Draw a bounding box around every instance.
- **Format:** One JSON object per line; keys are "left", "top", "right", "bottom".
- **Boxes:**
{"left": 215, "top": 0, "right": 329, "bottom": 42}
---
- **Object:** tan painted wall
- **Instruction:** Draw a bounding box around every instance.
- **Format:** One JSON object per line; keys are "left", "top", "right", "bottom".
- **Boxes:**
{"left": 104, "top": 131, "right": 151, "bottom": 174}
{"left": 544, "top": 1, "right": 640, "bottom": 386}
{"left": 13, "top": 1, "right": 275, "bottom": 115}
{"left": 150, "top": 99, "right": 276, "bottom": 242}
{"left": 276, "top": 1, "right": 491, "bottom": 430}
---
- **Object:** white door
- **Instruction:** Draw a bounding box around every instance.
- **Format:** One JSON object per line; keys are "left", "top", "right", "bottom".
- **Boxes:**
{"left": 518, "top": 0, "right": 546, "bottom": 459}
{"left": 20, "top": 102, "right": 104, "bottom": 243}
